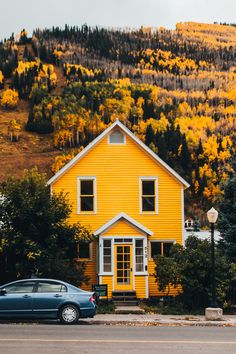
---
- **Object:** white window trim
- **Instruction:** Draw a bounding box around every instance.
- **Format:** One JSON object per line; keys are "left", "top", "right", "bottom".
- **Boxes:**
{"left": 149, "top": 239, "right": 176, "bottom": 260}
{"left": 139, "top": 177, "right": 158, "bottom": 214}
{"left": 133, "top": 236, "right": 148, "bottom": 275}
{"left": 99, "top": 237, "right": 114, "bottom": 276}
{"left": 108, "top": 131, "right": 126, "bottom": 145}
{"left": 77, "top": 176, "right": 97, "bottom": 214}
{"left": 99, "top": 236, "right": 148, "bottom": 276}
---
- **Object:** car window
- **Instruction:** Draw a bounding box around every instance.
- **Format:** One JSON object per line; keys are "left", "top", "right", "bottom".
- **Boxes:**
{"left": 4, "top": 281, "right": 35, "bottom": 293}
{"left": 37, "top": 282, "right": 67, "bottom": 293}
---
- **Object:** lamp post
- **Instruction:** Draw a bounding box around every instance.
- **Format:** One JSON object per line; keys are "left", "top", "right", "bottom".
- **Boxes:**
{"left": 207, "top": 207, "right": 218, "bottom": 308}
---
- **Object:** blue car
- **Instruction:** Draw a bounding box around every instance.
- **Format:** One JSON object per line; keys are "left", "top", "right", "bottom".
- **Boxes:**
{"left": 0, "top": 278, "right": 96, "bottom": 324}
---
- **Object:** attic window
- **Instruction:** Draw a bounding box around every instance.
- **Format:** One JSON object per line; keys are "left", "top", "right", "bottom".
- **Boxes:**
{"left": 108, "top": 131, "right": 125, "bottom": 144}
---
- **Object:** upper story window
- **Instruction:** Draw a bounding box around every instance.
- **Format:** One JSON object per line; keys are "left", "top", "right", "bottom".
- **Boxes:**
{"left": 108, "top": 130, "right": 125, "bottom": 144}
{"left": 140, "top": 177, "right": 158, "bottom": 213}
{"left": 77, "top": 177, "right": 96, "bottom": 213}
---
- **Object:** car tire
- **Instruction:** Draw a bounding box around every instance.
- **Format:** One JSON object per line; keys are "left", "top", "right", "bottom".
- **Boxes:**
{"left": 59, "top": 304, "right": 80, "bottom": 325}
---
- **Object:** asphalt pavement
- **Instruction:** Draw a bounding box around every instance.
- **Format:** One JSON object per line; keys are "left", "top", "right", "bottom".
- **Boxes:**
{"left": 0, "top": 323, "right": 236, "bottom": 354}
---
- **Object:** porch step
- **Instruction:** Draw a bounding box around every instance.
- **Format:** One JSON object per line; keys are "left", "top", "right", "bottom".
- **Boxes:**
{"left": 115, "top": 306, "right": 145, "bottom": 314}
{"left": 113, "top": 301, "right": 138, "bottom": 306}
{"left": 112, "top": 290, "right": 138, "bottom": 306}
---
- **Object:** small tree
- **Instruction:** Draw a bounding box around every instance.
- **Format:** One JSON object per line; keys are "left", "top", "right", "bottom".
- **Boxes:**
{"left": 154, "top": 236, "right": 234, "bottom": 310}
{"left": 1, "top": 89, "right": 19, "bottom": 109}
{"left": 19, "top": 29, "right": 28, "bottom": 44}
{"left": 8, "top": 119, "right": 21, "bottom": 141}
{"left": 0, "top": 169, "right": 93, "bottom": 286}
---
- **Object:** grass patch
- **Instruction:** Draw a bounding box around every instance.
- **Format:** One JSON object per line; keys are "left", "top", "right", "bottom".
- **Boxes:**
{"left": 96, "top": 302, "right": 116, "bottom": 314}
{"left": 140, "top": 301, "right": 204, "bottom": 315}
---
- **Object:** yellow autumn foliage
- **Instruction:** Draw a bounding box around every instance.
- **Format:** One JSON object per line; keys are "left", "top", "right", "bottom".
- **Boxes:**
{"left": 1, "top": 89, "right": 19, "bottom": 108}
{"left": 8, "top": 119, "right": 21, "bottom": 141}
{"left": 15, "top": 61, "right": 57, "bottom": 87}
{"left": 0, "top": 70, "right": 4, "bottom": 84}
{"left": 52, "top": 148, "right": 84, "bottom": 173}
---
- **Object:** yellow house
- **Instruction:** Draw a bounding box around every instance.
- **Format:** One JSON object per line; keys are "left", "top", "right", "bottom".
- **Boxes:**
{"left": 48, "top": 120, "right": 189, "bottom": 299}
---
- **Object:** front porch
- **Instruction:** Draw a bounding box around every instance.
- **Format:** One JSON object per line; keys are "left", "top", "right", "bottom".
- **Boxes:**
{"left": 94, "top": 212, "right": 152, "bottom": 299}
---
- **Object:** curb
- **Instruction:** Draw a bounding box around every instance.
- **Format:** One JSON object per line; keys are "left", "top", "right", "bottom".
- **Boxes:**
{"left": 88, "top": 320, "right": 236, "bottom": 327}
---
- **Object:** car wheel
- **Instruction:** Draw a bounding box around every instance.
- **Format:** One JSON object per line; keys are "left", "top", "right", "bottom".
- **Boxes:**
{"left": 59, "top": 305, "right": 79, "bottom": 324}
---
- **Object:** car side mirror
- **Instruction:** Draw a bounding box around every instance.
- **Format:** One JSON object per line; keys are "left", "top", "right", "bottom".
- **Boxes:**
{"left": 0, "top": 289, "right": 6, "bottom": 295}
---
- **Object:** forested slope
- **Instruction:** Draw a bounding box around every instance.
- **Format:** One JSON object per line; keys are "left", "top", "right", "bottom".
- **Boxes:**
{"left": 0, "top": 22, "right": 236, "bottom": 221}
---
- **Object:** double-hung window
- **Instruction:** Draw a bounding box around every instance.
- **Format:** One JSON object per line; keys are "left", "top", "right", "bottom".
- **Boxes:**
{"left": 103, "top": 239, "right": 112, "bottom": 273}
{"left": 150, "top": 241, "right": 174, "bottom": 259}
{"left": 135, "top": 239, "right": 144, "bottom": 272}
{"left": 140, "top": 177, "right": 158, "bottom": 213}
{"left": 78, "top": 177, "right": 96, "bottom": 213}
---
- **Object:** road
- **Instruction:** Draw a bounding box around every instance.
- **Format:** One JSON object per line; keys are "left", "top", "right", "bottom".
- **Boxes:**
{"left": 0, "top": 322, "right": 235, "bottom": 354}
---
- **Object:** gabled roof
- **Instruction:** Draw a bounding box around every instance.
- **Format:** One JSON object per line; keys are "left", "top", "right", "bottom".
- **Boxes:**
{"left": 93, "top": 212, "right": 153, "bottom": 236}
{"left": 47, "top": 120, "right": 190, "bottom": 188}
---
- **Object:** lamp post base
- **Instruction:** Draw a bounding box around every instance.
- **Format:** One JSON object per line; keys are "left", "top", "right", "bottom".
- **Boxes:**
{"left": 205, "top": 307, "right": 223, "bottom": 321}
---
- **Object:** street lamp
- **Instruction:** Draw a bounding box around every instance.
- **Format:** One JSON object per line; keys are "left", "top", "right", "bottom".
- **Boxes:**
{"left": 207, "top": 207, "right": 218, "bottom": 308}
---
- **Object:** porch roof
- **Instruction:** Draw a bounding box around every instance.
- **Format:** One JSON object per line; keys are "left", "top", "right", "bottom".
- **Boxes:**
{"left": 93, "top": 212, "right": 153, "bottom": 236}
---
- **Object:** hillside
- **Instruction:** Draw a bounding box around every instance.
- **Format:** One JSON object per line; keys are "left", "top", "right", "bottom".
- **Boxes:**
{"left": 0, "top": 22, "right": 236, "bottom": 220}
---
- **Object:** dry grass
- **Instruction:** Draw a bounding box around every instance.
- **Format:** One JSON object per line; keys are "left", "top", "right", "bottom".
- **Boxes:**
{"left": 0, "top": 98, "right": 58, "bottom": 182}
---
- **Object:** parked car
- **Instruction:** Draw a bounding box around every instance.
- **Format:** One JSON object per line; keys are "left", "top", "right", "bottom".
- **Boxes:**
{"left": 0, "top": 278, "right": 96, "bottom": 324}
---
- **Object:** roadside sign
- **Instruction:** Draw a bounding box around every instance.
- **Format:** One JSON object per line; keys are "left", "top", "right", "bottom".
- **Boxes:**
{"left": 92, "top": 284, "right": 108, "bottom": 297}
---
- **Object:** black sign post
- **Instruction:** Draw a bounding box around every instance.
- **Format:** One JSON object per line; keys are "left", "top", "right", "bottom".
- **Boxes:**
{"left": 92, "top": 284, "right": 108, "bottom": 304}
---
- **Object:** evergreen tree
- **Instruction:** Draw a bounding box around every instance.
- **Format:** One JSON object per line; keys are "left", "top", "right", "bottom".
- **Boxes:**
{"left": 218, "top": 161, "right": 236, "bottom": 262}
{"left": 145, "top": 124, "right": 155, "bottom": 146}
{"left": 179, "top": 134, "right": 191, "bottom": 174}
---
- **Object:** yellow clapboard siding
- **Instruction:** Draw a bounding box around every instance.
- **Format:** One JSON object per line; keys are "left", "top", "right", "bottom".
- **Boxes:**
{"left": 80, "top": 242, "right": 97, "bottom": 291}
{"left": 135, "top": 276, "right": 147, "bottom": 299}
{"left": 51, "top": 128, "right": 184, "bottom": 298}
{"left": 102, "top": 219, "right": 145, "bottom": 236}
{"left": 101, "top": 276, "right": 113, "bottom": 298}
{"left": 52, "top": 135, "right": 182, "bottom": 243}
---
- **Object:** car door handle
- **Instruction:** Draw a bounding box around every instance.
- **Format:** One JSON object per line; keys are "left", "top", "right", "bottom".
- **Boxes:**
{"left": 54, "top": 294, "right": 62, "bottom": 298}
{"left": 23, "top": 294, "right": 31, "bottom": 298}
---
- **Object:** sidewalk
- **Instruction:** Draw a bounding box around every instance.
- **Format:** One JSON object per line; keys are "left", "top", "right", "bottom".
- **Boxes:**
{"left": 88, "top": 313, "right": 236, "bottom": 327}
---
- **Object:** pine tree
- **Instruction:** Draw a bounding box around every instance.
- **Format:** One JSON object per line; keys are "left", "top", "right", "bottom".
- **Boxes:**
{"left": 145, "top": 124, "right": 155, "bottom": 146}
{"left": 180, "top": 134, "right": 191, "bottom": 174}
{"left": 218, "top": 161, "right": 236, "bottom": 262}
